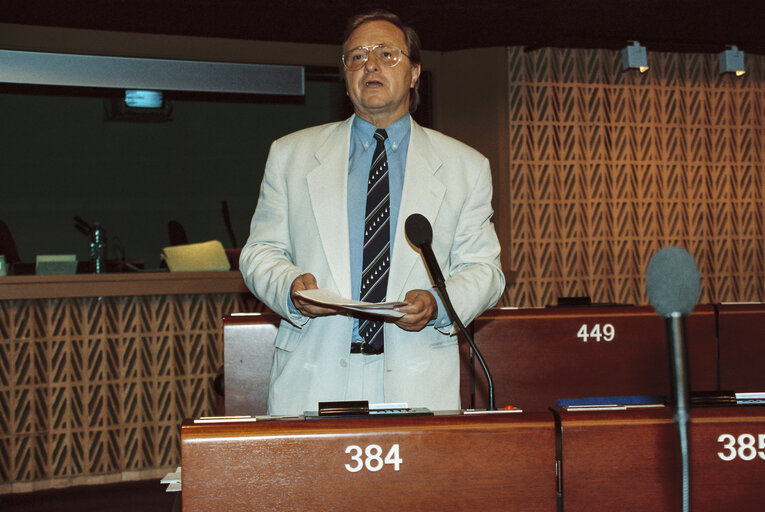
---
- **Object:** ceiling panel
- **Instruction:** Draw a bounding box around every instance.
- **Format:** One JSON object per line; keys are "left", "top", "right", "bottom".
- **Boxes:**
{"left": 1, "top": 0, "right": 763, "bottom": 54}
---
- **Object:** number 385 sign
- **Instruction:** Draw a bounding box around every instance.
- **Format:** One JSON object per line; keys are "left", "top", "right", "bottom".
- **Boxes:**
{"left": 717, "top": 434, "right": 765, "bottom": 461}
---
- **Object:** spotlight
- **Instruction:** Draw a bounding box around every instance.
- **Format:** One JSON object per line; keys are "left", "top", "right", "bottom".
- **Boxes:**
{"left": 621, "top": 41, "right": 649, "bottom": 73}
{"left": 719, "top": 45, "right": 746, "bottom": 76}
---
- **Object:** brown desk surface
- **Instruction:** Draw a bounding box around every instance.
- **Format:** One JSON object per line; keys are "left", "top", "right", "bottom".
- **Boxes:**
{"left": 557, "top": 405, "right": 765, "bottom": 512}
{"left": 181, "top": 411, "right": 556, "bottom": 511}
{"left": 717, "top": 303, "right": 765, "bottom": 391}
{"left": 463, "top": 305, "right": 718, "bottom": 411}
{"left": 0, "top": 270, "right": 248, "bottom": 299}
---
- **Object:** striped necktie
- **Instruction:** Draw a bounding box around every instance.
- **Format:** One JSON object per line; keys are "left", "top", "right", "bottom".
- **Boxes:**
{"left": 359, "top": 129, "right": 390, "bottom": 353}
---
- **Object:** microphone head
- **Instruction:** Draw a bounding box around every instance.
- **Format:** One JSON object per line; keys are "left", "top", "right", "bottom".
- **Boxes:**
{"left": 645, "top": 246, "right": 700, "bottom": 317}
{"left": 405, "top": 213, "right": 433, "bottom": 247}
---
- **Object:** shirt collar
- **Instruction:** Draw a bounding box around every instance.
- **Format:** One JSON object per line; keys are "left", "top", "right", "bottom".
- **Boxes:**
{"left": 351, "top": 113, "right": 411, "bottom": 152}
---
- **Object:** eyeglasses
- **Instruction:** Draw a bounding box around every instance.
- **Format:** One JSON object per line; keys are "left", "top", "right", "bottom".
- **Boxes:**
{"left": 342, "top": 44, "right": 410, "bottom": 71}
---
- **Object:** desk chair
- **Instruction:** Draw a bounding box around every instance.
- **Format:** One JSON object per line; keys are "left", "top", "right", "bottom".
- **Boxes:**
{"left": 0, "top": 219, "right": 21, "bottom": 266}
{"left": 221, "top": 313, "right": 280, "bottom": 415}
{"left": 167, "top": 220, "right": 189, "bottom": 246}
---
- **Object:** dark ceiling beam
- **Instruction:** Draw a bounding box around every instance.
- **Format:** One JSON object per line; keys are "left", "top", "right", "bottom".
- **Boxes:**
{"left": 0, "top": 0, "right": 763, "bottom": 54}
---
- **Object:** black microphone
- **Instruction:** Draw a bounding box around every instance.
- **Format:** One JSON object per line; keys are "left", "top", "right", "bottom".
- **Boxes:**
{"left": 646, "top": 246, "right": 700, "bottom": 512}
{"left": 405, "top": 213, "right": 497, "bottom": 411}
{"left": 73, "top": 216, "right": 92, "bottom": 236}
{"left": 405, "top": 213, "right": 444, "bottom": 286}
{"left": 221, "top": 200, "right": 238, "bottom": 248}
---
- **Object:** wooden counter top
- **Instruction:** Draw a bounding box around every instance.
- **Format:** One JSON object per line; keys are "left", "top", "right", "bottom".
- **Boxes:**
{"left": 0, "top": 270, "right": 249, "bottom": 300}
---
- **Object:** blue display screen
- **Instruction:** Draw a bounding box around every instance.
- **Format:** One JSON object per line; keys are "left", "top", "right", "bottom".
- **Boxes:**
{"left": 124, "top": 90, "right": 163, "bottom": 108}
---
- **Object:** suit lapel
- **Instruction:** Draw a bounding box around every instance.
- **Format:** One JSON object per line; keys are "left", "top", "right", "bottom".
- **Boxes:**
{"left": 388, "top": 120, "right": 446, "bottom": 300}
{"left": 307, "top": 118, "right": 353, "bottom": 297}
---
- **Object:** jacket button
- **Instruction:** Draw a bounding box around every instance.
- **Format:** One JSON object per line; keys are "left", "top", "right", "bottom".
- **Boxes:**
{"left": 340, "top": 358, "right": 348, "bottom": 367}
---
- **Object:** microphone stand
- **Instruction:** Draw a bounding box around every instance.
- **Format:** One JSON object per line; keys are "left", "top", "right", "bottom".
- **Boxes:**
{"left": 646, "top": 245, "right": 698, "bottom": 512}
{"left": 406, "top": 213, "right": 496, "bottom": 411}
{"left": 431, "top": 277, "right": 496, "bottom": 411}
{"left": 666, "top": 312, "right": 691, "bottom": 512}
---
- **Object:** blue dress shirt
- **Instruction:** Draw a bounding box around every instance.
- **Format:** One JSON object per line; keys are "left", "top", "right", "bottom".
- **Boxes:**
{"left": 287, "top": 114, "right": 448, "bottom": 336}
{"left": 348, "top": 115, "right": 447, "bottom": 343}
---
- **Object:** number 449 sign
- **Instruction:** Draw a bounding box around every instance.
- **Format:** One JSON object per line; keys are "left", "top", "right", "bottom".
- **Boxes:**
{"left": 577, "top": 323, "right": 615, "bottom": 342}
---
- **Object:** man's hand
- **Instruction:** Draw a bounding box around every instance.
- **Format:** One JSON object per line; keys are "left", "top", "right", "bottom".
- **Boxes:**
{"left": 394, "top": 289, "right": 437, "bottom": 332}
{"left": 291, "top": 273, "right": 340, "bottom": 318}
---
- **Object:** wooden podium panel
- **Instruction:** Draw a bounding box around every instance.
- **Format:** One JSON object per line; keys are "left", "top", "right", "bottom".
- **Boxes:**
{"left": 558, "top": 405, "right": 678, "bottom": 511}
{"left": 558, "top": 405, "right": 765, "bottom": 512}
{"left": 462, "top": 305, "right": 718, "bottom": 411}
{"left": 181, "top": 412, "right": 557, "bottom": 511}
{"left": 690, "top": 406, "right": 765, "bottom": 510}
{"left": 222, "top": 313, "right": 280, "bottom": 415}
{"left": 717, "top": 303, "right": 765, "bottom": 392}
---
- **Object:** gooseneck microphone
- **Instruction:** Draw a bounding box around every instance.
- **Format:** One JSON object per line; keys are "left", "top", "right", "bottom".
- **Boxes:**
{"left": 221, "top": 200, "right": 238, "bottom": 248}
{"left": 646, "top": 246, "right": 701, "bottom": 512}
{"left": 405, "top": 213, "right": 497, "bottom": 411}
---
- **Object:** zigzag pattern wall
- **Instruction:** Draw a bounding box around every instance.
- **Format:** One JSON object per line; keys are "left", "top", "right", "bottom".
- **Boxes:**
{"left": 504, "top": 47, "right": 765, "bottom": 308}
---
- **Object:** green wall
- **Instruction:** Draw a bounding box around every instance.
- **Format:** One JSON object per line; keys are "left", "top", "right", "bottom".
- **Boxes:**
{"left": 0, "top": 79, "right": 348, "bottom": 268}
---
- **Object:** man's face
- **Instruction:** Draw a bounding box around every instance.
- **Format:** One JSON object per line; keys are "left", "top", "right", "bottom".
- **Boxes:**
{"left": 343, "top": 20, "right": 421, "bottom": 128}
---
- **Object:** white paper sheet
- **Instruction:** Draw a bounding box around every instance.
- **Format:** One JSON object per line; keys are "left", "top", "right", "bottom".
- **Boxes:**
{"left": 296, "top": 289, "right": 407, "bottom": 318}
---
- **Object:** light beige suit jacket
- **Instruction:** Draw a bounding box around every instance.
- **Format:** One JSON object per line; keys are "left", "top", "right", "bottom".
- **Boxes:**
{"left": 240, "top": 115, "right": 504, "bottom": 415}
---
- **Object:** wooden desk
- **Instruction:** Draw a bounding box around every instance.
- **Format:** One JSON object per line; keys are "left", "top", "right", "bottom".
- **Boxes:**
{"left": 0, "top": 270, "right": 255, "bottom": 492}
{"left": 181, "top": 412, "right": 557, "bottom": 511}
{"left": 223, "top": 306, "right": 723, "bottom": 414}
{"left": 463, "top": 306, "right": 718, "bottom": 410}
{"left": 0, "top": 269, "right": 248, "bottom": 299}
{"left": 717, "top": 303, "right": 765, "bottom": 392}
{"left": 557, "top": 405, "right": 765, "bottom": 511}
{"left": 223, "top": 312, "right": 279, "bottom": 415}
{"left": 181, "top": 406, "right": 765, "bottom": 511}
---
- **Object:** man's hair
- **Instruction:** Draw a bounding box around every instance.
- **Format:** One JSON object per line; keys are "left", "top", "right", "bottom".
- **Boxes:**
{"left": 342, "top": 9, "right": 422, "bottom": 113}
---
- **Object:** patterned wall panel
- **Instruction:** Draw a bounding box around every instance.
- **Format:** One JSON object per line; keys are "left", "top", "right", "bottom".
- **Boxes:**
{"left": 505, "top": 46, "right": 765, "bottom": 308}
{"left": 0, "top": 293, "right": 253, "bottom": 490}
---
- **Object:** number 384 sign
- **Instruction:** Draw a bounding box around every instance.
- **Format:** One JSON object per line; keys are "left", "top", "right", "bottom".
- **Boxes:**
{"left": 344, "top": 444, "right": 402, "bottom": 472}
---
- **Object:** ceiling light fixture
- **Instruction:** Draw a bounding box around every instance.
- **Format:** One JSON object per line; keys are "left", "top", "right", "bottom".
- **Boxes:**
{"left": 719, "top": 45, "right": 746, "bottom": 76}
{"left": 621, "top": 41, "right": 649, "bottom": 73}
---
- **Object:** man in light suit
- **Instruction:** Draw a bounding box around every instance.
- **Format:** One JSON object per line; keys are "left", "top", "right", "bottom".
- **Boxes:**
{"left": 240, "top": 10, "right": 504, "bottom": 415}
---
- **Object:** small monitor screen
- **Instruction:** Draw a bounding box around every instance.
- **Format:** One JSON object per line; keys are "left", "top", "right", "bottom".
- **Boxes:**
{"left": 125, "top": 90, "right": 163, "bottom": 108}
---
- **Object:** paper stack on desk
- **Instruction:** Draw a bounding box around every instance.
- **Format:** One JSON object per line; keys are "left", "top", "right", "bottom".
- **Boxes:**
{"left": 161, "top": 240, "right": 230, "bottom": 272}
{"left": 161, "top": 467, "right": 182, "bottom": 492}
